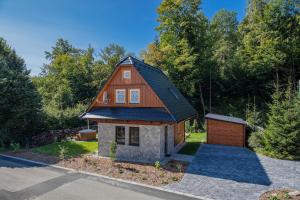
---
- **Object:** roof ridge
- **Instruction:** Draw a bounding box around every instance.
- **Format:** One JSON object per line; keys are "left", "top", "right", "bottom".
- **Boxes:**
{"left": 130, "top": 56, "right": 163, "bottom": 73}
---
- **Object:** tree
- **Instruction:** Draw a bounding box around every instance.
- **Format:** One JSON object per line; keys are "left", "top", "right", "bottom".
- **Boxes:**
{"left": 262, "top": 82, "right": 300, "bottom": 160}
{"left": 0, "top": 38, "right": 41, "bottom": 147}
{"left": 44, "top": 38, "right": 83, "bottom": 61}
{"left": 140, "top": 38, "right": 165, "bottom": 68}
{"left": 34, "top": 39, "right": 129, "bottom": 129}
{"left": 237, "top": 0, "right": 300, "bottom": 104}
{"left": 150, "top": 0, "right": 212, "bottom": 118}
{"left": 99, "top": 43, "right": 129, "bottom": 69}
{"left": 210, "top": 10, "right": 239, "bottom": 76}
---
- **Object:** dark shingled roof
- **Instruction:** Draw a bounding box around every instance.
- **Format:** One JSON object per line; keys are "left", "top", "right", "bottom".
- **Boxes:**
{"left": 129, "top": 57, "right": 197, "bottom": 122}
{"left": 83, "top": 56, "right": 197, "bottom": 122}
{"left": 205, "top": 113, "right": 246, "bottom": 125}
{"left": 82, "top": 107, "right": 175, "bottom": 122}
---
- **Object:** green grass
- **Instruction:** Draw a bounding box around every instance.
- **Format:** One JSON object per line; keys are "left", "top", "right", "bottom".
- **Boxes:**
{"left": 32, "top": 141, "right": 98, "bottom": 158}
{"left": 178, "top": 132, "right": 206, "bottom": 155}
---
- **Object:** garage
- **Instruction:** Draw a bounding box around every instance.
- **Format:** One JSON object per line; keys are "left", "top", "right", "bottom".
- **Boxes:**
{"left": 205, "top": 113, "right": 246, "bottom": 147}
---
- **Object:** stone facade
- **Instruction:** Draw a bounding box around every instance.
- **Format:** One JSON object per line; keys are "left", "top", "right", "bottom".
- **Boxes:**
{"left": 98, "top": 123, "right": 175, "bottom": 163}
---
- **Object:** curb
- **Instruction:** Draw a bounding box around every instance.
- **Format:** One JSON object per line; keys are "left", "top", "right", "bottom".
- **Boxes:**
{"left": 0, "top": 154, "right": 212, "bottom": 200}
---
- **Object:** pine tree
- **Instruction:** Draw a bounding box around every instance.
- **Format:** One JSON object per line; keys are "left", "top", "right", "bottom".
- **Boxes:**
{"left": 0, "top": 38, "right": 42, "bottom": 147}
{"left": 263, "top": 82, "right": 300, "bottom": 159}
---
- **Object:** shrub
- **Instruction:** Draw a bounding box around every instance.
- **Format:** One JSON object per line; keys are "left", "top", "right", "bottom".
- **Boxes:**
{"left": 10, "top": 143, "right": 20, "bottom": 152}
{"left": 248, "top": 131, "right": 264, "bottom": 150}
{"left": 0, "top": 128, "right": 10, "bottom": 148}
{"left": 31, "top": 127, "right": 83, "bottom": 147}
{"left": 283, "top": 192, "right": 290, "bottom": 199}
{"left": 154, "top": 161, "right": 161, "bottom": 170}
{"left": 175, "top": 163, "right": 183, "bottom": 173}
{"left": 58, "top": 145, "right": 68, "bottom": 160}
{"left": 109, "top": 142, "right": 117, "bottom": 161}
{"left": 268, "top": 195, "right": 279, "bottom": 200}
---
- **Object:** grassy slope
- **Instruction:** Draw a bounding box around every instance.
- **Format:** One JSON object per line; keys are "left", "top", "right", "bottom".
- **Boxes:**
{"left": 178, "top": 132, "right": 206, "bottom": 155}
{"left": 32, "top": 141, "right": 98, "bottom": 158}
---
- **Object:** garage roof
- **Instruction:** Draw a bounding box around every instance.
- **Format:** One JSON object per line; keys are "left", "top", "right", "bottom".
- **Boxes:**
{"left": 205, "top": 113, "right": 246, "bottom": 125}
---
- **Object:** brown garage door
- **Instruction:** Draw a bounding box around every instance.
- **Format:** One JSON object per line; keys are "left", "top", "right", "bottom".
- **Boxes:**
{"left": 206, "top": 114, "right": 246, "bottom": 147}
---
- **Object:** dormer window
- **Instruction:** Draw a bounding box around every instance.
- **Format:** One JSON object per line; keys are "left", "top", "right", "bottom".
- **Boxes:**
{"left": 123, "top": 70, "right": 131, "bottom": 79}
{"left": 115, "top": 89, "right": 126, "bottom": 104}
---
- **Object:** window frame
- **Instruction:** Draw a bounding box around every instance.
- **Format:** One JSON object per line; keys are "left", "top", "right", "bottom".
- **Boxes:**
{"left": 115, "top": 89, "right": 126, "bottom": 104}
{"left": 129, "top": 89, "right": 140, "bottom": 104}
{"left": 123, "top": 70, "right": 131, "bottom": 79}
{"left": 129, "top": 127, "right": 140, "bottom": 146}
{"left": 115, "top": 126, "right": 125, "bottom": 145}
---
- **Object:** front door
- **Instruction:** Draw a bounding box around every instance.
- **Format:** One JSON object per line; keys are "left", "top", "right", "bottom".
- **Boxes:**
{"left": 164, "top": 126, "right": 168, "bottom": 156}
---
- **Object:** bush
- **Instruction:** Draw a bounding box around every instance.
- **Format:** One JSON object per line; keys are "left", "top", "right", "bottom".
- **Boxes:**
{"left": 58, "top": 145, "right": 68, "bottom": 160}
{"left": 155, "top": 161, "right": 161, "bottom": 170}
{"left": 10, "top": 143, "right": 21, "bottom": 152}
{"left": 248, "top": 131, "right": 264, "bottom": 150}
{"left": 109, "top": 142, "right": 117, "bottom": 161}
{"left": 0, "top": 128, "right": 10, "bottom": 148}
{"left": 175, "top": 163, "right": 183, "bottom": 173}
{"left": 31, "top": 127, "right": 83, "bottom": 147}
{"left": 43, "top": 103, "right": 85, "bottom": 130}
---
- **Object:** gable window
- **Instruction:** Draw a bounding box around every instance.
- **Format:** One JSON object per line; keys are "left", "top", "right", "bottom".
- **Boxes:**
{"left": 129, "top": 127, "right": 139, "bottom": 146}
{"left": 115, "top": 89, "right": 126, "bottom": 104}
{"left": 116, "top": 126, "right": 125, "bottom": 145}
{"left": 129, "top": 89, "right": 140, "bottom": 104}
{"left": 123, "top": 70, "right": 131, "bottom": 79}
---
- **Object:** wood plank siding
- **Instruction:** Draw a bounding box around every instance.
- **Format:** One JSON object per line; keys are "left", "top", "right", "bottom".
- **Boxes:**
{"left": 207, "top": 119, "right": 245, "bottom": 147}
{"left": 174, "top": 121, "right": 185, "bottom": 146}
{"left": 94, "top": 65, "right": 164, "bottom": 108}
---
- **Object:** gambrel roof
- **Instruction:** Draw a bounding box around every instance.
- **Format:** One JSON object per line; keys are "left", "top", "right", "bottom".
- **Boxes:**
{"left": 83, "top": 56, "right": 197, "bottom": 122}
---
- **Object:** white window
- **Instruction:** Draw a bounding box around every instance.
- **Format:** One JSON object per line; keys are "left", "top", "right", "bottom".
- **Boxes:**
{"left": 123, "top": 70, "right": 131, "bottom": 79}
{"left": 130, "top": 89, "right": 140, "bottom": 104}
{"left": 115, "top": 89, "right": 126, "bottom": 104}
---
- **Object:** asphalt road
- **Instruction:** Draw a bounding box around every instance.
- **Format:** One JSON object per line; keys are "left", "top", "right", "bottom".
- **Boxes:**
{"left": 0, "top": 156, "right": 197, "bottom": 200}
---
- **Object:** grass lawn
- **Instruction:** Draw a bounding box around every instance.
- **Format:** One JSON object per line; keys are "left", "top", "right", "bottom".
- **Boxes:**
{"left": 32, "top": 141, "right": 98, "bottom": 158}
{"left": 178, "top": 132, "right": 206, "bottom": 155}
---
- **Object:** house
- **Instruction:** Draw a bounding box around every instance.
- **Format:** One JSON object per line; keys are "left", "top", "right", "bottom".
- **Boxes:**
{"left": 81, "top": 56, "right": 197, "bottom": 163}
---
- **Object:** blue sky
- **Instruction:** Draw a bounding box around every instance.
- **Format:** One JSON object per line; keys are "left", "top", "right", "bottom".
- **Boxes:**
{"left": 0, "top": 0, "right": 246, "bottom": 75}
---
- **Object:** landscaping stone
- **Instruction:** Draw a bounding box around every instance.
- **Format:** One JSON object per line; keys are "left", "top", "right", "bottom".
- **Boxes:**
{"left": 289, "top": 191, "right": 300, "bottom": 197}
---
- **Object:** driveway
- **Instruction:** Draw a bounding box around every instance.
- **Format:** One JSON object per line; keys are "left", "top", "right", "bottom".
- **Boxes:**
{"left": 0, "top": 156, "right": 198, "bottom": 200}
{"left": 165, "top": 144, "right": 300, "bottom": 200}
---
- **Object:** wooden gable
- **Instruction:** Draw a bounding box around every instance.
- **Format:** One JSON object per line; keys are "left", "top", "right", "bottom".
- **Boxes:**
{"left": 90, "top": 64, "right": 165, "bottom": 109}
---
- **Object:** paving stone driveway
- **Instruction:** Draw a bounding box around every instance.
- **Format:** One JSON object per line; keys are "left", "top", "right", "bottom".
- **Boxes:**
{"left": 165, "top": 144, "right": 300, "bottom": 200}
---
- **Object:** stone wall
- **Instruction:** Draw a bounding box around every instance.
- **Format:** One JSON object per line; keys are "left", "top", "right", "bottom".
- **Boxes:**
{"left": 167, "top": 125, "right": 175, "bottom": 154}
{"left": 98, "top": 123, "right": 172, "bottom": 163}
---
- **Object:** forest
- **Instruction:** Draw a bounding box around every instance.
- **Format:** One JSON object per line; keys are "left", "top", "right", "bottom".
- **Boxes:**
{"left": 0, "top": 0, "right": 299, "bottom": 159}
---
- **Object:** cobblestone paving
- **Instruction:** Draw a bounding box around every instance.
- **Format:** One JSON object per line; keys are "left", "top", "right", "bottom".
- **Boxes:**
{"left": 165, "top": 144, "right": 300, "bottom": 200}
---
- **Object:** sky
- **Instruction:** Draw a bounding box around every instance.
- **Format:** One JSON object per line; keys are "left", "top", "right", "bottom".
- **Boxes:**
{"left": 0, "top": 0, "right": 246, "bottom": 75}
